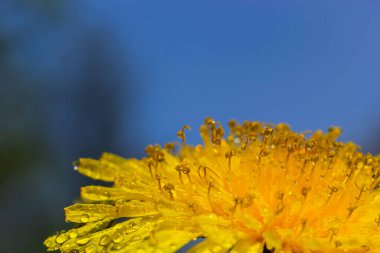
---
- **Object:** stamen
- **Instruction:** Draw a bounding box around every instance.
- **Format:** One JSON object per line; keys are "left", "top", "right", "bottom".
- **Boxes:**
{"left": 225, "top": 149, "right": 236, "bottom": 171}
{"left": 198, "top": 165, "right": 218, "bottom": 181}
{"left": 188, "top": 202, "right": 198, "bottom": 214}
{"left": 177, "top": 125, "right": 191, "bottom": 147}
{"left": 309, "top": 156, "right": 319, "bottom": 177}
{"left": 146, "top": 145, "right": 165, "bottom": 170}
{"left": 147, "top": 160, "right": 154, "bottom": 178}
{"left": 301, "top": 186, "right": 311, "bottom": 198}
{"left": 207, "top": 181, "right": 214, "bottom": 201}
{"left": 198, "top": 165, "right": 208, "bottom": 180}
{"left": 300, "top": 218, "right": 307, "bottom": 233}
{"left": 346, "top": 202, "right": 358, "bottom": 219}
{"left": 275, "top": 191, "right": 285, "bottom": 214}
{"left": 204, "top": 118, "right": 225, "bottom": 145}
{"left": 231, "top": 195, "right": 254, "bottom": 214}
{"left": 261, "top": 127, "right": 274, "bottom": 145}
{"left": 163, "top": 183, "right": 174, "bottom": 200}
{"left": 355, "top": 183, "right": 369, "bottom": 201}
{"left": 329, "top": 228, "right": 338, "bottom": 243}
{"left": 257, "top": 147, "right": 270, "bottom": 169}
{"left": 240, "top": 136, "right": 256, "bottom": 150}
{"left": 164, "top": 142, "right": 177, "bottom": 154}
{"left": 181, "top": 166, "right": 191, "bottom": 183}
{"left": 231, "top": 197, "right": 240, "bottom": 214}
{"left": 334, "top": 241, "right": 342, "bottom": 248}
{"left": 175, "top": 164, "right": 183, "bottom": 184}
{"left": 327, "top": 186, "right": 338, "bottom": 201}
{"left": 175, "top": 164, "right": 191, "bottom": 184}
{"left": 155, "top": 174, "right": 162, "bottom": 191}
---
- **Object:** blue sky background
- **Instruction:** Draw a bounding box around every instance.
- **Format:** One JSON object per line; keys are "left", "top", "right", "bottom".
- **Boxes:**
{"left": 77, "top": 0, "right": 380, "bottom": 147}
{"left": 1, "top": 1, "right": 380, "bottom": 252}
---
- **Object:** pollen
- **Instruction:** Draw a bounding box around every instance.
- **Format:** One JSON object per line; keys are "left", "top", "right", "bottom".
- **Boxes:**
{"left": 44, "top": 119, "right": 380, "bottom": 252}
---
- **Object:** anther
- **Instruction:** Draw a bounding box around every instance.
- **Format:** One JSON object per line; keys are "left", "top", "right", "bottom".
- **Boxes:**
{"left": 164, "top": 142, "right": 177, "bottom": 154}
{"left": 163, "top": 183, "right": 174, "bottom": 200}
{"left": 175, "top": 164, "right": 184, "bottom": 184}
{"left": 225, "top": 149, "right": 236, "bottom": 171}
{"left": 212, "top": 123, "right": 225, "bottom": 145}
{"left": 205, "top": 118, "right": 225, "bottom": 145}
{"left": 177, "top": 125, "right": 191, "bottom": 147}
{"left": 146, "top": 145, "right": 165, "bottom": 170}
{"left": 285, "top": 143, "right": 297, "bottom": 168}
{"left": 181, "top": 166, "right": 191, "bottom": 183}
{"left": 257, "top": 147, "right": 270, "bottom": 169}
{"left": 261, "top": 127, "right": 274, "bottom": 144}
{"left": 176, "top": 164, "right": 191, "bottom": 184}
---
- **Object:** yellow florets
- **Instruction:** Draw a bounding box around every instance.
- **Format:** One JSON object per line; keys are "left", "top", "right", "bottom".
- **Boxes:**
{"left": 45, "top": 118, "right": 380, "bottom": 252}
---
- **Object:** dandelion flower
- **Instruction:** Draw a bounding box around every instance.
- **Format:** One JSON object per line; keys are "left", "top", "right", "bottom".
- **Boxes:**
{"left": 45, "top": 118, "right": 380, "bottom": 252}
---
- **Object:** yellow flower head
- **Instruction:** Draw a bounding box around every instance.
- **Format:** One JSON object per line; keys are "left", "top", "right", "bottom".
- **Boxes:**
{"left": 45, "top": 118, "right": 380, "bottom": 253}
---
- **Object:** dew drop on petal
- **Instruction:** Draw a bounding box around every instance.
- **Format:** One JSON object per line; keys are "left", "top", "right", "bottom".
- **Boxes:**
{"left": 112, "top": 230, "right": 124, "bottom": 243}
{"left": 85, "top": 244, "right": 98, "bottom": 253}
{"left": 56, "top": 233, "right": 69, "bottom": 244}
{"left": 75, "top": 236, "right": 92, "bottom": 245}
{"left": 69, "top": 231, "right": 78, "bottom": 239}
{"left": 130, "top": 235, "right": 141, "bottom": 242}
{"left": 80, "top": 214, "right": 89, "bottom": 223}
{"left": 111, "top": 244, "right": 126, "bottom": 251}
{"left": 99, "top": 235, "right": 111, "bottom": 246}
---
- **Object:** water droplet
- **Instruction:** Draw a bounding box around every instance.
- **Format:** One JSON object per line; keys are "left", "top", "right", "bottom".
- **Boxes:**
{"left": 64, "top": 242, "right": 72, "bottom": 249}
{"left": 112, "top": 230, "right": 124, "bottom": 243}
{"left": 99, "top": 235, "right": 111, "bottom": 246}
{"left": 80, "top": 214, "right": 89, "bottom": 223}
{"left": 85, "top": 244, "right": 97, "bottom": 253}
{"left": 111, "top": 244, "right": 126, "bottom": 251}
{"left": 75, "top": 236, "right": 92, "bottom": 245}
{"left": 56, "top": 233, "right": 69, "bottom": 244}
{"left": 69, "top": 231, "right": 78, "bottom": 239}
{"left": 130, "top": 235, "right": 141, "bottom": 242}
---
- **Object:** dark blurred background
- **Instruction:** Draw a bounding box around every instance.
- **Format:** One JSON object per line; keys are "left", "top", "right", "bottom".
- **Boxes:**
{"left": 1, "top": 1, "right": 380, "bottom": 252}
